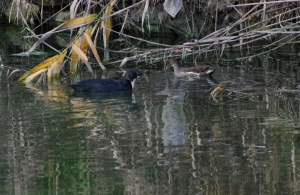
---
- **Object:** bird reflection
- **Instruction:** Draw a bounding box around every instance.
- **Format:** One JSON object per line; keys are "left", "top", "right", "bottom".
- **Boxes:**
{"left": 71, "top": 90, "right": 133, "bottom": 101}
{"left": 157, "top": 73, "right": 218, "bottom": 156}
{"left": 158, "top": 77, "right": 187, "bottom": 154}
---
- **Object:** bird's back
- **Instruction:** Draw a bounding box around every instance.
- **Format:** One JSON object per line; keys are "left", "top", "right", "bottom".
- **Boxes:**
{"left": 70, "top": 79, "right": 132, "bottom": 93}
{"left": 181, "top": 65, "right": 214, "bottom": 75}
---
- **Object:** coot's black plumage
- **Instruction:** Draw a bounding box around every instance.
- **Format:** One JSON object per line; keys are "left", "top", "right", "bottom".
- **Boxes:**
{"left": 70, "top": 70, "right": 137, "bottom": 93}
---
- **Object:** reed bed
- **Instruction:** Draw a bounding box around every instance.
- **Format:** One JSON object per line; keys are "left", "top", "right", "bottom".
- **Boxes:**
{"left": 107, "top": 0, "right": 300, "bottom": 66}
{"left": 3, "top": 0, "right": 300, "bottom": 83}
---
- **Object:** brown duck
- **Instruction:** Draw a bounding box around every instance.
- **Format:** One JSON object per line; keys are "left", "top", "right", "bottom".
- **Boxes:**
{"left": 166, "top": 58, "right": 215, "bottom": 77}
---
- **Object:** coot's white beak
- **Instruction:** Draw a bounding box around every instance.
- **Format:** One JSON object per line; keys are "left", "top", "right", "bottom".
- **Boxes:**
{"left": 131, "top": 78, "right": 136, "bottom": 89}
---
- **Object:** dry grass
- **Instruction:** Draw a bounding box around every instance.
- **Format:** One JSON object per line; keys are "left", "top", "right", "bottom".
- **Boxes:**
{"left": 5, "top": 0, "right": 300, "bottom": 84}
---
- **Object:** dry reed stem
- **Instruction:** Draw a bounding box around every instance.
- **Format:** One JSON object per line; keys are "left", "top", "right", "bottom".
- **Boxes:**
{"left": 17, "top": 0, "right": 300, "bottom": 73}
{"left": 102, "top": 0, "right": 147, "bottom": 19}
{"left": 171, "top": 2, "right": 300, "bottom": 61}
{"left": 228, "top": 0, "right": 300, "bottom": 7}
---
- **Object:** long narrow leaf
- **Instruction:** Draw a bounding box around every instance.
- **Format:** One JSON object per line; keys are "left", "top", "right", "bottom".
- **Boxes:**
{"left": 80, "top": 26, "right": 92, "bottom": 54}
{"left": 72, "top": 44, "right": 93, "bottom": 72}
{"left": 104, "top": 6, "right": 112, "bottom": 41}
{"left": 47, "top": 50, "right": 67, "bottom": 78}
{"left": 79, "top": 58, "right": 93, "bottom": 73}
{"left": 27, "top": 14, "right": 97, "bottom": 53}
{"left": 24, "top": 69, "right": 47, "bottom": 83}
{"left": 18, "top": 54, "right": 59, "bottom": 81}
{"left": 28, "top": 24, "right": 64, "bottom": 53}
{"left": 103, "top": 6, "right": 112, "bottom": 62}
{"left": 61, "top": 14, "right": 97, "bottom": 29}
{"left": 73, "top": 44, "right": 88, "bottom": 62}
{"left": 70, "top": 39, "right": 80, "bottom": 74}
{"left": 83, "top": 33, "right": 106, "bottom": 70}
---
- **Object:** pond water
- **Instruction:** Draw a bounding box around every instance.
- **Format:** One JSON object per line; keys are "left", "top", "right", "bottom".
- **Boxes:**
{"left": 1, "top": 31, "right": 300, "bottom": 194}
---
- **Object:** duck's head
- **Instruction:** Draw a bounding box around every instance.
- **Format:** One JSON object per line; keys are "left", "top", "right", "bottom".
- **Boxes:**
{"left": 125, "top": 70, "right": 137, "bottom": 88}
{"left": 166, "top": 57, "right": 180, "bottom": 70}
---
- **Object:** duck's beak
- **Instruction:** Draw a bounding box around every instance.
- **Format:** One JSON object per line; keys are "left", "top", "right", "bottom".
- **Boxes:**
{"left": 131, "top": 78, "right": 136, "bottom": 89}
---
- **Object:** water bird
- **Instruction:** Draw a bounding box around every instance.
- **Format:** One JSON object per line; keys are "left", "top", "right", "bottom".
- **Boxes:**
{"left": 166, "top": 57, "right": 215, "bottom": 77}
{"left": 70, "top": 70, "right": 137, "bottom": 93}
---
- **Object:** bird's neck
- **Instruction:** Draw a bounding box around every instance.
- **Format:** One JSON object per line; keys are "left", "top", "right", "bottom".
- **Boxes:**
{"left": 173, "top": 62, "right": 182, "bottom": 73}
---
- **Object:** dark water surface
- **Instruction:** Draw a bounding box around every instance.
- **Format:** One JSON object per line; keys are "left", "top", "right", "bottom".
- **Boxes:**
{"left": 2, "top": 48, "right": 300, "bottom": 194}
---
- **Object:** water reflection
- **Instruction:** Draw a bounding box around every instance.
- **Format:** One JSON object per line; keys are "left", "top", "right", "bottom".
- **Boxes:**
{"left": 159, "top": 78, "right": 187, "bottom": 154}
{"left": 1, "top": 64, "right": 300, "bottom": 194}
{"left": 0, "top": 66, "right": 3, "bottom": 82}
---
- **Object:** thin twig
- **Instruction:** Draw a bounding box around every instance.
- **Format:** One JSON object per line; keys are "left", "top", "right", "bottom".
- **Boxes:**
{"left": 228, "top": 0, "right": 300, "bottom": 7}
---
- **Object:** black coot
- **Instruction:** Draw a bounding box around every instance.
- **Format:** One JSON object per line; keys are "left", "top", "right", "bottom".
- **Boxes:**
{"left": 70, "top": 70, "right": 137, "bottom": 93}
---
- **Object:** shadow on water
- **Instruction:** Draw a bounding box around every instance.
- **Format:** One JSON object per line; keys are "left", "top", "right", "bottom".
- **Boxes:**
{"left": 2, "top": 44, "right": 300, "bottom": 194}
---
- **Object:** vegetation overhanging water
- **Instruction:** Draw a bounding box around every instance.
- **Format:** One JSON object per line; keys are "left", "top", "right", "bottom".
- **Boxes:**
{"left": 1, "top": 0, "right": 300, "bottom": 194}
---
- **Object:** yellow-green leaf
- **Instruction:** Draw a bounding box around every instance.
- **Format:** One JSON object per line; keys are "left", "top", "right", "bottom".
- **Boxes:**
{"left": 103, "top": 6, "right": 112, "bottom": 62}
{"left": 83, "top": 32, "right": 106, "bottom": 70}
{"left": 24, "top": 69, "right": 47, "bottom": 83}
{"left": 27, "top": 14, "right": 96, "bottom": 53}
{"left": 70, "top": 38, "right": 80, "bottom": 75}
{"left": 73, "top": 44, "right": 88, "bottom": 62}
{"left": 62, "top": 14, "right": 97, "bottom": 29}
{"left": 80, "top": 26, "right": 92, "bottom": 54}
{"left": 104, "top": 6, "right": 112, "bottom": 41}
{"left": 47, "top": 50, "right": 67, "bottom": 78}
{"left": 18, "top": 55, "right": 59, "bottom": 82}
{"left": 72, "top": 44, "right": 93, "bottom": 72}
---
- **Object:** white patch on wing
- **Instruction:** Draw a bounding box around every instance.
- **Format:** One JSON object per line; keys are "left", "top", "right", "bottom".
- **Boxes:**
{"left": 175, "top": 71, "right": 200, "bottom": 77}
{"left": 184, "top": 72, "right": 200, "bottom": 77}
{"left": 206, "top": 70, "right": 214, "bottom": 74}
